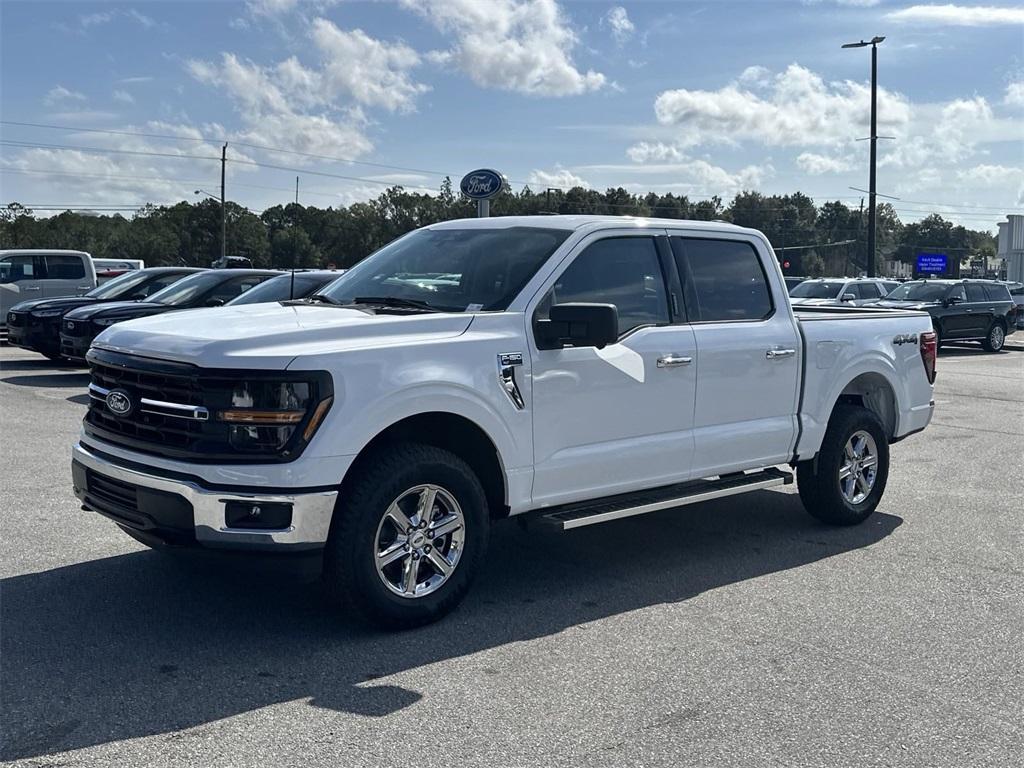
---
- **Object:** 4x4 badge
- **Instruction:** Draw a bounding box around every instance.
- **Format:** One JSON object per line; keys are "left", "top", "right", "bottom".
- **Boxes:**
{"left": 893, "top": 333, "right": 918, "bottom": 346}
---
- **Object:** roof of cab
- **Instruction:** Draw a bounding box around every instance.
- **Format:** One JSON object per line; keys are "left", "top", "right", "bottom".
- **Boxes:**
{"left": 0, "top": 249, "right": 92, "bottom": 257}
{"left": 427, "top": 215, "right": 754, "bottom": 234}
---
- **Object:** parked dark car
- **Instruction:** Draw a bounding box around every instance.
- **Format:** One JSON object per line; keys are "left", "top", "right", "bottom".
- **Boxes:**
{"left": 225, "top": 270, "right": 345, "bottom": 306}
{"left": 6, "top": 267, "right": 204, "bottom": 359}
{"left": 876, "top": 279, "right": 1017, "bottom": 352}
{"left": 60, "top": 269, "right": 278, "bottom": 361}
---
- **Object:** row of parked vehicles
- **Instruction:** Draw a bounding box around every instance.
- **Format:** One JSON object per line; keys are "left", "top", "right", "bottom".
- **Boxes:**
{"left": 1, "top": 249, "right": 344, "bottom": 362}
{"left": 787, "top": 276, "right": 1022, "bottom": 352}
{"left": 1, "top": 225, "right": 1013, "bottom": 628}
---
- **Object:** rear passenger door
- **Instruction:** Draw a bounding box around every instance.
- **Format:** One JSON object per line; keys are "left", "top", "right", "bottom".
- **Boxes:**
{"left": 42, "top": 253, "right": 92, "bottom": 297}
{"left": 963, "top": 283, "right": 990, "bottom": 335}
{"left": 669, "top": 234, "right": 800, "bottom": 476}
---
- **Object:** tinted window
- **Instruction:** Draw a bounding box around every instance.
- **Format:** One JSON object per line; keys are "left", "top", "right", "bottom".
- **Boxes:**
{"left": 44, "top": 254, "right": 86, "bottom": 280}
{"left": 947, "top": 284, "right": 966, "bottom": 302}
{"left": 206, "top": 275, "right": 272, "bottom": 304}
{"left": 855, "top": 283, "right": 881, "bottom": 299}
{"left": 323, "top": 227, "right": 571, "bottom": 312}
{"left": 537, "top": 237, "right": 669, "bottom": 336}
{"left": 983, "top": 284, "right": 1010, "bottom": 301}
{"left": 965, "top": 283, "right": 986, "bottom": 302}
{"left": 885, "top": 282, "right": 950, "bottom": 302}
{"left": 148, "top": 272, "right": 267, "bottom": 306}
{"left": 790, "top": 281, "right": 845, "bottom": 299}
{"left": 0, "top": 255, "right": 36, "bottom": 282}
{"left": 228, "top": 273, "right": 341, "bottom": 305}
{"left": 676, "top": 238, "right": 772, "bottom": 321}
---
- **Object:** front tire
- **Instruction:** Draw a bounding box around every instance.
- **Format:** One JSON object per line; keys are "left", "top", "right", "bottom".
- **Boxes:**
{"left": 981, "top": 322, "right": 1006, "bottom": 353}
{"left": 323, "top": 443, "right": 489, "bottom": 629}
{"left": 797, "top": 405, "right": 889, "bottom": 526}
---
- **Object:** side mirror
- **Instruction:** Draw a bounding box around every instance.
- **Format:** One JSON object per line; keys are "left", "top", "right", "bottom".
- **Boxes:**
{"left": 841, "top": 293, "right": 856, "bottom": 302}
{"left": 205, "top": 297, "right": 226, "bottom": 307}
{"left": 536, "top": 303, "right": 619, "bottom": 350}
{"left": 943, "top": 296, "right": 961, "bottom": 307}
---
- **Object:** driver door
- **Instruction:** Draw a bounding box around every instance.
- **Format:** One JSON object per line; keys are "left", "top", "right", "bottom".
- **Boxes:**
{"left": 529, "top": 232, "right": 697, "bottom": 507}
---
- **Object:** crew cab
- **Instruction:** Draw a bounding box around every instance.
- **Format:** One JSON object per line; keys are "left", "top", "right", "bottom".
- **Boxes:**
{"left": 71, "top": 217, "right": 937, "bottom": 628}
{"left": 876, "top": 279, "right": 1017, "bottom": 352}
{"left": 1, "top": 250, "right": 97, "bottom": 338}
{"left": 7, "top": 267, "right": 203, "bottom": 360}
{"left": 59, "top": 269, "right": 278, "bottom": 361}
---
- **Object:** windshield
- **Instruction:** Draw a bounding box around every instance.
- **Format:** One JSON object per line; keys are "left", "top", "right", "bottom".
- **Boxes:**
{"left": 790, "top": 281, "right": 846, "bottom": 299}
{"left": 320, "top": 226, "right": 571, "bottom": 312}
{"left": 87, "top": 270, "right": 160, "bottom": 299}
{"left": 228, "top": 273, "right": 342, "bottom": 305}
{"left": 147, "top": 272, "right": 235, "bottom": 306}
{"left": 884, "top": 282, "right": 950, "bottom": 302}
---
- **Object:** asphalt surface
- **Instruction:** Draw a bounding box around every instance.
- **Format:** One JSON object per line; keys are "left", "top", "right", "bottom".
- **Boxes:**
{"left": 1, "top": 340, "right": 1022, "bottom": 767}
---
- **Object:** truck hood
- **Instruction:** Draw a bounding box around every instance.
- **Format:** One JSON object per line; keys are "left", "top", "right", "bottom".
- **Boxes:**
{"left": 91, "top": 302, "right": 475, "bottom": 369}
{"left": 9, "top": 296, "right": 99, "bottom": 314}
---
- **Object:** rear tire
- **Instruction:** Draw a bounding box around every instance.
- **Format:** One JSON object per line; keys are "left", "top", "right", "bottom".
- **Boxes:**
{"left": 797, "top": 405, "right": 889, "bottom": 526}
{"left": 980, "top": 322, "right": 1006, "bottom": 353}
{"left": 323, "top": 443, "right": 489, "bottom": 629}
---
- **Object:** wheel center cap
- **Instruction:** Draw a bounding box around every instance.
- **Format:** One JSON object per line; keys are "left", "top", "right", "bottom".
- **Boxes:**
{"left": 409, "top": 531, "right": 427, "bottom": 549}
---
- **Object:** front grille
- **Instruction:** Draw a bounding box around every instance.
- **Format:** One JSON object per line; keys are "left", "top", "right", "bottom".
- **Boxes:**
{"left": 87, "top": 470, "right": 140, "bottom": 519}
{"left": 7, "top": 312, "right": 25, "bottom": 327}
{"left": 62, "top": 319, "right": 90, "bottom": 337}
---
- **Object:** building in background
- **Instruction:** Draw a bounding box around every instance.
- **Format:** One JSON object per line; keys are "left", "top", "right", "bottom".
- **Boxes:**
{"left": 998, "top": 214, "right": 1024, "bottom": 282}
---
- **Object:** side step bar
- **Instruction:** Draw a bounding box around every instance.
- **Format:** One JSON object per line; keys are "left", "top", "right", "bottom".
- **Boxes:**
{"left": 541, "top": 468, "right": 793, "bottom": 530}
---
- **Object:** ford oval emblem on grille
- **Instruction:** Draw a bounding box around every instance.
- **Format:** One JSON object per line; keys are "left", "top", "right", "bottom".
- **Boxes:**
{"left": 66, "top": 321, "right": 75, "bottom": 329}
{"left": 105, "top": 389, "right": 134, "bottom": 417}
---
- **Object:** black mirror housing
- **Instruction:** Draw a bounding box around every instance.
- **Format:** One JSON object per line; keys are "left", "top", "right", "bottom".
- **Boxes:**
{"left": 537, "top": 303, "right": 618, "bottom": 350}
{"left": 206, "top": 297, "right": 226, "bottom": 307}
{"left": 841, "top": 293, "right": 856, "bottom": 302}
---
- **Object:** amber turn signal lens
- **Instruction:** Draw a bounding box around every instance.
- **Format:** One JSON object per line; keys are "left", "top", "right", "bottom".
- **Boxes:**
{"left": 217, "top": 410, "right": 305, "bottom": 424}
{"left": 303, "top": 396, "right": 334, "bottom": 441}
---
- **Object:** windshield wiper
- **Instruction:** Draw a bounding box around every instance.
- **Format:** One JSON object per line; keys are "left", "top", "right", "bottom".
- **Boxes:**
{"left": 349, "top": 296, "right": 440, "bottom": 312}
{"left": 304, "top": 293, "right": 342, "bottom": 305}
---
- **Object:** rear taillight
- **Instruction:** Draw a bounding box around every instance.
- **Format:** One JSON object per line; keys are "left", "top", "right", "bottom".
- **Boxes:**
{"left": 920, "top": 331, "right": 937, "bottom": 384}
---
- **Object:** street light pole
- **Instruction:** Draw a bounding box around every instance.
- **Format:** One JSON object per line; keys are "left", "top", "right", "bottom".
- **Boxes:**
{"left": 220, "top": 143, "right": 227, "bottom": 263}
{"left": 843, "top": 35, "right": 884, "bottom": 278}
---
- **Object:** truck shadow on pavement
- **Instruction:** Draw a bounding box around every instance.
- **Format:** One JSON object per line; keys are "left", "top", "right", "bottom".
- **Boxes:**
{"left": 1, "top": 491, "right": 901, "bottom": 761}
{"left": 1, "top": 372, "right": 91, "bottom": 389}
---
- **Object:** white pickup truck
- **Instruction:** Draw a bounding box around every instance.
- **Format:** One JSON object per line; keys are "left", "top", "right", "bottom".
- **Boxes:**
{"left": 71, "top": 216, "right": 936, "bottom": 627}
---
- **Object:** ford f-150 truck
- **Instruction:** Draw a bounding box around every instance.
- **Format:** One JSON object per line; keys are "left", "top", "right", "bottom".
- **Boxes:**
{"left": 71, "top": 216, "right": 936, "bottom": 628}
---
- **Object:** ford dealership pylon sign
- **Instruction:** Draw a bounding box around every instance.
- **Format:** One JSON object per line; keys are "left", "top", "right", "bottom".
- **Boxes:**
{"left": 461, "top": 169, "right": 507, "bottom": 217}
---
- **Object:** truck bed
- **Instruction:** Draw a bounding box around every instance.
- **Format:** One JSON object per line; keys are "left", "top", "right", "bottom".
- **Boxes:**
{"left": 793, "top": 305, "right": 928, "bottom": 322}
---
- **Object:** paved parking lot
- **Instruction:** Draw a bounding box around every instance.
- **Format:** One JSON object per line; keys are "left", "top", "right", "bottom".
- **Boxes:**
{"left": 1, "top": 341, "right": 1022, "bottom": 767}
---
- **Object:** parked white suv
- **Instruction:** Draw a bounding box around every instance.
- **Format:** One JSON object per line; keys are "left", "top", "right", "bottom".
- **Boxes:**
{"left": 72, "top": 217, "right": 936, "bottom": 627}
{"left": 789, "top": 277, "right": 898, "bottom": 306}
{"left": 1, "top": 250, "right": 97, "bottom": 336}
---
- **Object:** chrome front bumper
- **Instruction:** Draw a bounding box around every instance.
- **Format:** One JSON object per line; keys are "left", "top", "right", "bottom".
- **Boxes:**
{"left": 72, "top": 442, "right": 338, "bottom": 550}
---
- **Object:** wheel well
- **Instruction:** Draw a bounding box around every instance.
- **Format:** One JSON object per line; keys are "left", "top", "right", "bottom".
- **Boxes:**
{"left": 344, "top": 412, "right": 508, "bottom": 519}
{"left": 992, "top": 317, "right": 1007, "bottom": 331}
{"left": 835, "top": 373, "right": 897, "bottom": 439}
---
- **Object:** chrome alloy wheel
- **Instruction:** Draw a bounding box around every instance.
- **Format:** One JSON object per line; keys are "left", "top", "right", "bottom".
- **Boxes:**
{"left": 839, "top": 430, "right": 878, "bottom": 505}
{"left": 990, "top": 325, "right": 1005, "bottom": 350}
{"left": 374, "top": 484, "right": 466, "bottom": 599}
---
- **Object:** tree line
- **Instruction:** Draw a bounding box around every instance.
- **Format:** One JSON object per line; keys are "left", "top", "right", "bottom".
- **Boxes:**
{"left": 0, "top": 180, "right": 997, "bottom": 277}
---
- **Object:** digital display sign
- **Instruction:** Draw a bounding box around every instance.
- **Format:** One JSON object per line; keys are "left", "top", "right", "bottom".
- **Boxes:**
{"left": 916, "top": 253, "right": 948, "bottom": 274}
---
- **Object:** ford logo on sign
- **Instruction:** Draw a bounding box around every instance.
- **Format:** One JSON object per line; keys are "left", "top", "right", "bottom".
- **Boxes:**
{"left": 105, "top": 389, "right": 134, "bottom": 418}
{"left": 460, "top": 169, "right": 506, "bottom": 200}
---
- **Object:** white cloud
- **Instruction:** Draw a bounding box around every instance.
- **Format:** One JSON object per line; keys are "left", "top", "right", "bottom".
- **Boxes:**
{"left": 112, "top": 90, "right": 135, "bottom": 104}
{"left": 956, "top": 164, "right": 1023, "bottom": 186}
{"left": 528, "top": 167, "right": 591, "bottom": 189}
{"left": 1005, "top": 81, "right": 1024, "bottom": 107}
{"left": 79, "top": 11, "right": 114, "bottom": 28}
{"left": 246, "top": 0, "right": 300, "bottom": 16}
{"left": 602, "top": 7, "right": 635, "bottom": 44}
{"left": 43, "top": 85, "right": 86, "bottom": 106}
{"left": 575, "top": 160, "right": 773, "bottom": 195}
{"left": 78, "top": 8, "right": 158, "bottom": 30}
{"left": 738, "top": 65, "right": 770, "bottom": 88}
{"left": 654, "top": 64, "right": 911, "bottom": 148}
{"left": 118, "top": 76, "right": 154, "bottom": 84}
{"left": 626, "top": 142, "right": 685, "bottom": 163}
{"left": 796, "top": 152, "right": 854, "bottom": 174}
{"left": 804, "top": 0, "right": 881, "bottom": 6}
{"left": 885, "top": 4, "right": 1024, "bottom": 26}
{"left": 402, "top": 0, "right": 606, "bottom": 97}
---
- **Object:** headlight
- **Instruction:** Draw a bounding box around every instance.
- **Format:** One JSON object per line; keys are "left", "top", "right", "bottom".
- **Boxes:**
{"left": 32, "top": 308, "right": 65, "bottom": 318}
{"left": 217, "top": 380, "right": 333, "bottom": 453}
{"left": 93, "top": 316, "right": 122, "bottom": 327}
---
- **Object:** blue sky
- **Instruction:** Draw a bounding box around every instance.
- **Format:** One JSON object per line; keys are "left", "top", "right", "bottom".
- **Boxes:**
{"left": 1, "top": 0, "right": 1021, "bottom": 230}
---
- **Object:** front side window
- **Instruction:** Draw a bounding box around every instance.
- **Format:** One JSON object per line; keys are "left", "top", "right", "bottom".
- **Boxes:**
{"left": 229, "top": 273, "right": 340, "bottom": 305}
{"left": 947, "top": 284, "right": 966, "bottom": 302}
{"left": 44, "top": 254, "right": 86, "bottom": 280}
{"left": 205, "top": 276, "right": 272, "bottom": 304}
{"left": 148, "top": 272, "right": 244, "bottom": 306}
{"left": 321, "top": 226, "right": 571, "bottom": 312}
{"left": 789, "top": 281, "right": 846, "bottom": 299}
{"left": 965, "top": 283, "right": 987, "bottom": 302}
{"left": 535, "top": 237, "right": 669, "bottom": 336}
{"left": 675, "top": 238, "right": 772, "bottom": 322}
{"left": 854, "top": 283, "right": 880, "bottom": 299}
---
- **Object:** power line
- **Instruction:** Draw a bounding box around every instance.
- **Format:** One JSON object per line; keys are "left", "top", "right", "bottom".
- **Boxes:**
{"left": 0, "top": 139, "right": 219, "bottom": 162}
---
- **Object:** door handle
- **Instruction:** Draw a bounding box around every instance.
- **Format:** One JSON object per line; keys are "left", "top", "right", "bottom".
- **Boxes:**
{"left": 77, "top": 285, "right": 92, "bottom": 290}
{"left": 657, "top": 354, "right": 692, "bottom": 368}
{"left": 23, "top": 286, "right": 41, "bottom": 291}
{"left": 766, "top": 348, "right": 796, "bottom": 360}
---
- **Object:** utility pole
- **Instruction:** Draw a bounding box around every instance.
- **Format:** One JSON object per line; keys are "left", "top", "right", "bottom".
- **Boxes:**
{"left": 220, "top": 142, "right": 227, "bottom": 262}
{"left": 295, "top": 176, "right": 299, "bottom": 205}
{"left": 842, "top": 36, "right": 884, "bottom": 278}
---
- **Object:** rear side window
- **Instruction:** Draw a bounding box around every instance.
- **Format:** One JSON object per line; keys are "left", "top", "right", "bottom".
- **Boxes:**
{"left": 983, "top": 284, "right": 1010, "bottom": 301}
{"left": 0, "top": 255, "right": 36, "bottom": 282}
{"left": 44, "top": 254, "right": 86, "bottom": 280}
{"left": 537, "top": 237, "right": 669, "bottom": 336}
{"left": 672, "top": 238, "right": 773, "bottom": 322}
{"left": 965, "top": 283, "right": 987, "bottom": 302}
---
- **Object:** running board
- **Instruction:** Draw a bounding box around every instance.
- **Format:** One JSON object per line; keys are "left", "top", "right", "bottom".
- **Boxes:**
{"left": 541, "top": 468, "right": 793, "bottom": 530}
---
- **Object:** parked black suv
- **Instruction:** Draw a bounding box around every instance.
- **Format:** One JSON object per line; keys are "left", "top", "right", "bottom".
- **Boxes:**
{"left": 6, "top": 267, "right": 203, "bottom": 359}
{"left": 59, "top": 269, "right": 278, "bottom": 361}
{"left": 876, "top": 279, "right": 1017, "bottom": 352}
